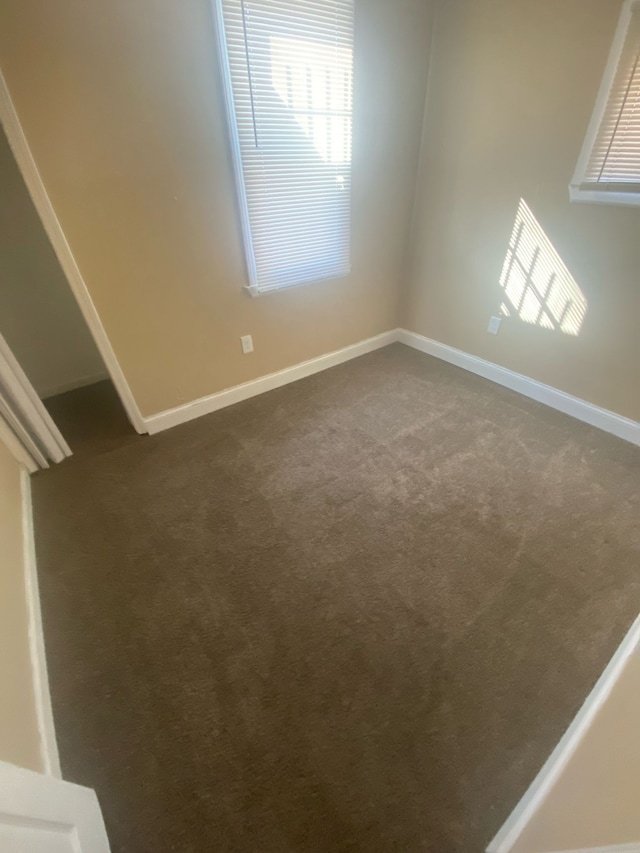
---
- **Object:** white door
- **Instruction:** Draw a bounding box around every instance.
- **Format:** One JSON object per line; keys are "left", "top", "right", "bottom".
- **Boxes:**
{"left": 0, "top": 760, "right": 110, "bottom": 852}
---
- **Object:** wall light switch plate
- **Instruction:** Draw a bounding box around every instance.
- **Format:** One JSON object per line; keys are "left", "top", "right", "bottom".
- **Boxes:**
{"left": 241, "top": 335, "right": 254, "bottom": 354}
{"left": 487, "top": 316, "right": 501, "bottom": 335}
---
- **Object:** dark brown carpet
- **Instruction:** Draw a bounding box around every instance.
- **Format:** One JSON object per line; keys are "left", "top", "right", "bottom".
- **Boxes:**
{"left": 44, "top": 379, "right": 141, "bottom": 458}
{"left": 32, "top": 344, "right": 640, "bottom": 853}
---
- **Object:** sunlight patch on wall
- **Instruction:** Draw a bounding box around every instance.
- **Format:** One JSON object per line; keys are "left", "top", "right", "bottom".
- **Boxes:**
{"left": 499, "top": 199, "right": 588, "bottom": 336}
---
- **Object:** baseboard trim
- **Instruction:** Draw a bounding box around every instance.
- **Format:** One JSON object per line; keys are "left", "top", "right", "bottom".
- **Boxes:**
{"left": 40, "top": 372, "right": 109, "bottom": 400}
{"left": 398, "top": 330, "right": 640, "bottom": 446}
{"left": 486, "top": 614, "right": 640, "bottom": 853}
{"left": 545, "top": 845, "right": 640, "bottom": 853}
{"left": 146, "top": 328, "right": 640, "bottom": 443}
{"left": 21, "top": 469, "right": 61, "bottom": 778}
{"left": 145, "top": 330, "right": 399, "bottom": 434}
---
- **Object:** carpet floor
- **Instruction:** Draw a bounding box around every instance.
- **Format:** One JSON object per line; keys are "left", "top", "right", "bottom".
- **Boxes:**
{"left": 33, "top": 344, "right": 640, "bottom": 852}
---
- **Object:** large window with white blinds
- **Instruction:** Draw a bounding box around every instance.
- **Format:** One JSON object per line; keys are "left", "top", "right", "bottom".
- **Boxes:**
{"left": 571, "top": 0, "right": 640, "bottom": 205}
{"left": 215, "top": 0, "right": 354, "bottom": 294}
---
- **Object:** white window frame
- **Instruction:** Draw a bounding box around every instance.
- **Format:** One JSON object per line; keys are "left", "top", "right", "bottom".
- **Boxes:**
{"left": 213, "top": 0, "right": 257, "bottom": 294}
{"left": 570, "top": 0, "right": 640, "bottom": 207}
{"left": 212, "top": 0, "right": 354, "bottom": 297}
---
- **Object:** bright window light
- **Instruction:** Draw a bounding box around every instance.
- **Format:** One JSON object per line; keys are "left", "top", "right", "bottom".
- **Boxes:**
{"left": 215, "top": 0, "right": 354, "bottom": 295}
{"left": 571, "top": 0, "right": 640, "bottom": 206}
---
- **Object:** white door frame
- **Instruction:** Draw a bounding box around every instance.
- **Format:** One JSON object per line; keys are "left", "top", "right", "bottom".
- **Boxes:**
{"left": 0, "top": 331, "right": 71, "bottom": 471}
{"left": 0, "top": 412, "right": 39, "bottom": 471}
{"left": 0, "top": 331, "right": 71, "bottom": 466}
{"left": 0, "top": 69, "right": 147, "bottom": 435}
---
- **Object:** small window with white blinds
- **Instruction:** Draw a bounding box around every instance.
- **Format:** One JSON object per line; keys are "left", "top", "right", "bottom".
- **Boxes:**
{"left": 214, "top": 0, "right": 354, "bottom": 294}
{"left": 571, "top": 0, "right": 640, "bottom": 205}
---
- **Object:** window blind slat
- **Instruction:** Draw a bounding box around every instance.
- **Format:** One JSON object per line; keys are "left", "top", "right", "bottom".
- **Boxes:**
{"left": 584, "top": 4, "right": 640, "bottom": 187}
{"left": 217, "top": 0, "right": 354, "bottom": 293}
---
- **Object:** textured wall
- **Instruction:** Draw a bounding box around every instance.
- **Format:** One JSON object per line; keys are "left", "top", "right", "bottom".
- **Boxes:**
{"left": 404, "top": 0, "right": 640, "bottom": 421}
{"left": 0, "top": 0, "right": 431, "bottom": 417}
{"left": 0, "top": 127, "right": 105, "bottom": 398}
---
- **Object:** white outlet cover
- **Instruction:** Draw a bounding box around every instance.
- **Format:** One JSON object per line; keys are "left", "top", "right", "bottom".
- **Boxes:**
{"left": 241, "top": 335, "right": 254, "bottom": 354}
{"left": 487, "top": 316, "right": 501, "bottom": 335}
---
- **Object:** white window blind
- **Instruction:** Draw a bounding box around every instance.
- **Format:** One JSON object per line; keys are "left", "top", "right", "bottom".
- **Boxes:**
{"left": 571, "top": 0, "right": 640, "bottom": 204}
{"left": 215, "top": 0, "right": 354, "bottom": 294}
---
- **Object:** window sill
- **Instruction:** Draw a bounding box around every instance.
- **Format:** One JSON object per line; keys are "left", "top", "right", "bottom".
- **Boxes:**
{"left": 569, "top": 184, "right": 640, "bottom": 207}
{"left": 244, "top": 270, "right": 351, "bottom": 298}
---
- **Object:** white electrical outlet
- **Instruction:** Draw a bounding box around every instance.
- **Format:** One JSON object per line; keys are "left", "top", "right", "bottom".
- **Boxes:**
{"left": 487, "top": 316, "right": 501, "bottom": 335}
{"left": 241, "top": 334, "right": 254, "bottom": 354}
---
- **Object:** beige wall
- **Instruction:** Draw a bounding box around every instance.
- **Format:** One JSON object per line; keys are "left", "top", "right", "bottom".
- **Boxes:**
{"left": 0, "top": 126, "right": 106, "bottom": 399}
{"left": 404, "top": 0, "right": 640, "bottom": 422}
{"left": 0, "top": 0, "right": 430, "bottom": 418}
{"left": 512, "top": 648, "right": 640, "bottom": 852}
{"left": 0, "top": 438, "right": 43, "bottom": 773}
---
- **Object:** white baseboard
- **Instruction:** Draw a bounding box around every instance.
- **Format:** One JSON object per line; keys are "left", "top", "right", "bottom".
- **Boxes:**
{"left": 486, "top": 614, "right": 640, "bottom": 853}
{"left": 40, "top": 372, "right": 108, "bottom": 400}
{"left": 398, "top": 330, "right": 640, "bottom": 446}
{"left": 21, "top": 470, "right": 61, "bottom": 778}
{"left": 547, "top": 845, "right": 640, "bottom": 853}
{"left": 145, "top": 330, "right": 399, "bottom": 434}
{"left": 146, "top": 326, "right": 640, "bottom": 445}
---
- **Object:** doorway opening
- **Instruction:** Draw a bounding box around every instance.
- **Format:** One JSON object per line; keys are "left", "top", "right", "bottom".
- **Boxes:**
{"left": 0, "top": 124, "right": 140, "bottom": 465}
